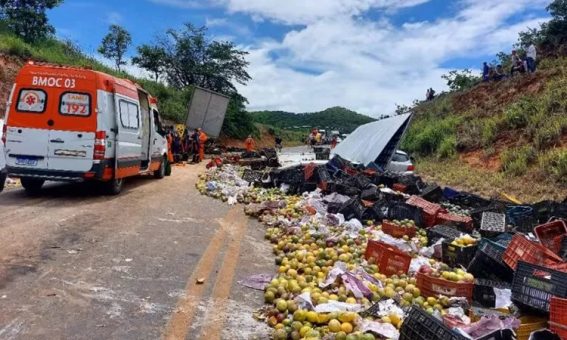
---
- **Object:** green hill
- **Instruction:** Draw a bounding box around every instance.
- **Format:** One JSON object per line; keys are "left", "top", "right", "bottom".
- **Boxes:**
{"left": 251, "top": 106, "right": 376, "bottom": 133}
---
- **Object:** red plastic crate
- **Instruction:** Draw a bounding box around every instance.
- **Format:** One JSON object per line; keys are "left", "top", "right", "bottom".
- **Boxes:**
{"left": 503, "top": 234, "right": 563, "bottom": 270}
{"left": 550, "top": 296, "right": 567, "bottom": 339}
{"left": 364, "top": 240, "right": 411, "bottom": 276}
{"left": 381, "top": 220, "right": 417, "bottom": 238}
{"left": 406, "top": 195, "right": 443, "bottom": 228}
{"left": 392, "top": 183, "right": 407, "bottom": 193}
{"left": 416, "top": 272, "right": 473, "bottom": 302}
{"left": 436, "top": 212, "right": 474, "bottom": 232}
{"left": 534, "top": 219, "right": 567, "bottom": 254}
{"left": 548, "top": 262, "right": 567, "bottom": 273}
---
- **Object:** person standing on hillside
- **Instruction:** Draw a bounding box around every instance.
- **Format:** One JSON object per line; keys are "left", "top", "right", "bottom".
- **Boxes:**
{"left": 510, "top": 50, "right": 525, "bottom": 76}
{"left": 245, "top": 135, "right": 256, "bottom": 152}
{"left": 482, "top": 62, "right": 490, "bottom": 82}
{"left": 527, "top": 43, "right": 537, "bottom": 73}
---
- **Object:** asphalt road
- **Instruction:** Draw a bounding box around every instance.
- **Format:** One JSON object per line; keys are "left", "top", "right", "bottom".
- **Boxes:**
{"left": 0, "top": 165, "right": 271, "bottom": 340}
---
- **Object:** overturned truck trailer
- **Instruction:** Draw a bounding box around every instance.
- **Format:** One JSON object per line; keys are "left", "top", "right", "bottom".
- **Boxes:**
{"left": 332, "top": 113, "right": 413, "bottom": 169}
{"left": 185, "top": 87, "right": 230, "bottom": 138}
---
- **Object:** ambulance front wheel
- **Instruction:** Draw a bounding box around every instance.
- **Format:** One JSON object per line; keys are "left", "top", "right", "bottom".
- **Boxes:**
{"left": 154, "top": 157, "right": 166, "bottom": 179}
{"left": 21, "top": 177, "right": 44, "bottom": 195}
{"left": 164, "top": 157, "right": 172, "bottom": 177}
{"left": 0, "top": 171, "right": 7, "bottom": 193}
{"left": 105, "top": 177, "right": 124, "bottom": 195}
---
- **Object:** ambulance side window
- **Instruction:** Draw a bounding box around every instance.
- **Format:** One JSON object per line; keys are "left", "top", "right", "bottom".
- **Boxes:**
{"left": 119, "top": 100, "right": 140, "bottom": 130}
{"left": 59, "top": 92, "right": 91, "bottom": 117}
{"left": 153, "top": 110, "right": 165, "bottom": 136}
{"left": 16, "top": 89, "right": 47, "bottom": 113}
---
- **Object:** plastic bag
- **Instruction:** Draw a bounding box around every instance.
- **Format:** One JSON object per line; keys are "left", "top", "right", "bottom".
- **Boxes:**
{"left": 359, "top": 319, "right": 400, "bottom": 339}
{"left": 314, "top": 301, "right": 364, "bottom": 313}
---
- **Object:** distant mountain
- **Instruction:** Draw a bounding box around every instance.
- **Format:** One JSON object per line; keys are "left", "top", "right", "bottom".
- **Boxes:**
{"left": 251, "top": 106, "right": 376, "bottom": 133}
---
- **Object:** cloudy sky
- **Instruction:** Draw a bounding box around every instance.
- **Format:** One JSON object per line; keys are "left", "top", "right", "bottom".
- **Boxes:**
{"left": 48, "top": 0, "right": 551, "bottom": 117}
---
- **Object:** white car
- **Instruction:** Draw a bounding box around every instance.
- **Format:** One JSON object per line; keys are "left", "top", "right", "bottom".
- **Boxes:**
{"left": 386, "top": 150, "right": 415, "bottom": 175}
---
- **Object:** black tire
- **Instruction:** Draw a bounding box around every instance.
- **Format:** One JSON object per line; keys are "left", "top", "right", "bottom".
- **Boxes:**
{"left": 104, "top": 178, "right": 124, "bottom": 195}
{"left": 0, "top": 171, "right": 6, "bottom": 193}
{"left": 154, "top": 157, "right": 165, "bottom": 179}
{"left": 21, "top": 177, "right": 44, "bottom": 195}
{"left": 164, "top": 157, "right": 172, "bottom": 177}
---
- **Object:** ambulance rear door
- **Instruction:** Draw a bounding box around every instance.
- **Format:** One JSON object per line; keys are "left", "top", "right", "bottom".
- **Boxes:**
{"left": 5, "top": 87, "right": 50, "bottom": 170}
{"left": 47, "top": 91, "right": 96, "bottom": 172}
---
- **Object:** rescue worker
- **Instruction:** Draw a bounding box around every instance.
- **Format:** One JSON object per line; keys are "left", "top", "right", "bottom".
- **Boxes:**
{"left": 166, "top": 132, "right": 174, "bottom": 164}
{"left": 191, "top": 128, "right": 200, "bottom": 163}
{"left": 245, "top": 135, "right": 256, "bottom": 153}
{"left": 198, "top": 128, "right": 208, "bottom": 162}
{"left": 183, "top": 131, "right": 191, "bottom": 161}
{"left": 309, "top": 129, "right": 317, "bottom": 148}
{"left": 331, "top": 135, "right": 338, "bottom": 149}
{"left": 315, "top": 131, "right": 322, "bottom": 145}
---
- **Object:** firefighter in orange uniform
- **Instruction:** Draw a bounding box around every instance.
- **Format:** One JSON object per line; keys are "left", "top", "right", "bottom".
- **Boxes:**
{"left": 198, "top": 129, "right": 208, "bottom": 162}
{"left": 244, "top": 135, "right": 256, "bottom": 153}
{"left": 166, "top": 131, "right": 174, "bottom": 163}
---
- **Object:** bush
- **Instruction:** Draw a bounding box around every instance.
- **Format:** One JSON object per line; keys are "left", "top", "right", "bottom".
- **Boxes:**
{"left": 441, "top": 69, "right": 481, "bottom": 92}
{"left": 437, "top": 136, "right": 457, "bottom": 159}
{"left": 402, "top": 116, "right": 460, "bottom": 156}
{"left": 480, "top": 116, "right": 501, "bottom": 147}
{"left": 501, "top": 145, "right": 537, "bottom": 176}
{"left": 541, "top": 79, "right": 567, "bottom": 115}
{"left": 0, "top": 34, "right": 32, "bottom": 58}
{"left": 222, "top": 98, "right": 258, "bottom": 139}
{"left": 534, "top": 120, "right": 562, "bottom": 149}
{"left": 503, "top": 98, "right": 538, "bottom": 129}
{"left": 457, "top": 119, "right": 481, "bottom": 150}
{"left": 539, "top": 149, "right": 567, "bottom": 184}
{"left": 538, "top": 57, "right": 567, "bottom": 70}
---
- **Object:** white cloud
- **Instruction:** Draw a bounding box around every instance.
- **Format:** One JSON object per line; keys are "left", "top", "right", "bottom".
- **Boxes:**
{"left": 230, "top": 0, "right": 551, "bottom": 116}
{"left": 217, "top": 0, "right": 431, "bottom": 25}
{"left": 94, "top": 56, "right": 152, "bottom": 80}
{"left": 148, "top": 0, "right": 202, "bottom": 9}
{"left": 206, "top": 17, "right": 251, "bottom": 37}
{"left": 147, "top": 0, "right": 551, "bottom": 116}
{"left": 106, "top": 11, "right": 123, "bottom": 25}
{"left": 206, "top": 17, "right": 228, "bottom": 27}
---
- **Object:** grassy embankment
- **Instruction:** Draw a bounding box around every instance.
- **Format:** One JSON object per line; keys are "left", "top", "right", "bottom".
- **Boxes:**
{"left": 401, "top": 57, "right": 567, "bottom": 202}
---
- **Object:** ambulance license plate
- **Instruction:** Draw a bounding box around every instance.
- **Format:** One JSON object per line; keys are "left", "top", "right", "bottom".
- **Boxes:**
{"left": 16, "top": 158, "right": 38, "bottom": 166}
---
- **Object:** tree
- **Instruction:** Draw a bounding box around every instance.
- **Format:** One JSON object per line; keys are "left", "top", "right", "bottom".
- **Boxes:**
{"left": 98, "top": 25, "right": 132, "bottom": 72}
{"left": 156, "top": 24, "right": 251, "bottom": 96}
{"left": 0, "top": 0, "right": 63, "bottom": 42}
{"left": 513, "top": 0, "right": 567, "bottom": 53}
{"left": 546, "top": 0, "right": 567, "bottom": 46}
{"left": 132, "top": 45, "right": 167, "bottom": 81}
{"left": 441, "top": 69, "right": 480, "bottom": 92}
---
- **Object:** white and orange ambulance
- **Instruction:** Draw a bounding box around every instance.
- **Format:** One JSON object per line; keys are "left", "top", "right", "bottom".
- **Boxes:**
{"left": 2, "top": 62, "right": 169, "bottom": 195}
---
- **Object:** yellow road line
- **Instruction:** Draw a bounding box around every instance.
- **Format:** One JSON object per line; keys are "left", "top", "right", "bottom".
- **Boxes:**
{"left": 161, "top": 211, "right": 231, "bottom": 340}
{"left": 198, "top": 208, "right": 249, "bottom": 340}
